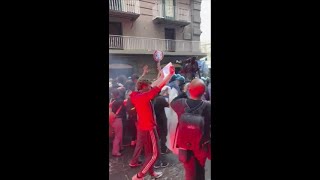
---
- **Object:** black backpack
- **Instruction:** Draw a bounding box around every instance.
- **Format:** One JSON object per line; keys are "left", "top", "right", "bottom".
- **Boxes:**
{"left": 175, "top": 99, "right": 207, "bottom": 151}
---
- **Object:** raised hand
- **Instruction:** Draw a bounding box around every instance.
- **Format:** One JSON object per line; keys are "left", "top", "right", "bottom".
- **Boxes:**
{"left": 143, "top": 65, "right": 149, "bottom": 75}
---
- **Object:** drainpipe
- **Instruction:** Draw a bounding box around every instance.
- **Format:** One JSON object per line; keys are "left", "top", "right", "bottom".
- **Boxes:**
{"left": 190, "top": 0, "right": 194, "bottom": 42}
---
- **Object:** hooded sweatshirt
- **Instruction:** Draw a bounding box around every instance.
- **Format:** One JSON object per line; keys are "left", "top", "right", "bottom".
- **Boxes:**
{"left": 130, "top": 86, "right": 161, "bottom": 131}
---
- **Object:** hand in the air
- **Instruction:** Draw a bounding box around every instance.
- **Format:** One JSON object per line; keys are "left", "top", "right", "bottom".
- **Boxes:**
{"left": 143, "top": 65, "right": 149, "bottom": 74}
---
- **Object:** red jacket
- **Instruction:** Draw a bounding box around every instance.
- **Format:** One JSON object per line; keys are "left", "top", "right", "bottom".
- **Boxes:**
{"left": 130, "top": 87, "right": 161, "bottom": 131}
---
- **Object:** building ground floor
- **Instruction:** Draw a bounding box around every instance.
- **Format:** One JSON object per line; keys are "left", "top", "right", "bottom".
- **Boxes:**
{"left": 109, "top": 53, "right": 207, "bottom": 80}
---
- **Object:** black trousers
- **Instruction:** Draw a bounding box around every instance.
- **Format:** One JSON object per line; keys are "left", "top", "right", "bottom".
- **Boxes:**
{"left": 157, "top": 125, "right": 167, "bottom": 152}
{"left": 128, "top": 118, "right": 137, "bottom": 141}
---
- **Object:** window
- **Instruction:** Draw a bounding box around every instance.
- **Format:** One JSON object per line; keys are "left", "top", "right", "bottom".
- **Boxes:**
{"left": 163, "top": 0, "right": 175, "bottom": 19}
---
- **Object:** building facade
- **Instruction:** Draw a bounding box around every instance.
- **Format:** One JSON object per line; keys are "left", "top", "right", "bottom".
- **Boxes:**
{"left": 109, "top": 0, "right": 206, "bottom": 79}
{"left": 200, "top": 42, "right": 211, "bottom": 68}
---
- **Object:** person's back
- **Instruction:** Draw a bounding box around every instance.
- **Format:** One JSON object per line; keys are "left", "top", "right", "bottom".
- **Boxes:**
{"left": 152, "top": 94, "right": 170, "bottom": 168}
{"left": 110, "top": 88, "right": 126, "bottom": 120}
{"left": 110, "top": 89, "right": 126, "bottom": 157}
{"left": 111, "top": 98, "right": 126, "bottom": 120}
{"left": 125, "top": 81, "right": 138, "bottom": 146}
{"left": 130, "top": 89, "right": 159, "bottom": 131}
{"left": 170, "top": 78, "right": 211, "bottom": 180}
{"left": 125, "top": 81, "right": 137, "bottom": 120}
{"left": 171, "top": 98, "right": 211, "bottom": 150}
{"left": 153, "top": 95, "right": 168, "bottom": 126}
{"left": 153, "top": 94, "right": 169, "bottom": 152}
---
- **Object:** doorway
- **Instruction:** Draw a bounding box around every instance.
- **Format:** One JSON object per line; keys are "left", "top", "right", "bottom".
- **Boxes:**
{"left": 165, "top": 28, "right": 175, "bottom": 52}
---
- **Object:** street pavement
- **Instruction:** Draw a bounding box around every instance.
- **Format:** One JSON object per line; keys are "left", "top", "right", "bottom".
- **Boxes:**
{"left": 108, "top": 136, "right": 211, "bottom": 180}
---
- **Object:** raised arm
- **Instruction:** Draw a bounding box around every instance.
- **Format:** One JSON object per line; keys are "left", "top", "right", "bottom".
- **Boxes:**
{"left": 137, "top": 65, "right": 149, "bottom": 82}
{"left": 156, "top": 61, "right": 161, "bottom": 78}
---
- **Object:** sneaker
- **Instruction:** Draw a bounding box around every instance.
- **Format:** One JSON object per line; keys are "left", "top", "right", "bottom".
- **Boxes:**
{"left": 160, "top": 162, "right": 169, "bottom": 168}
{"left": 153, "top": 161, "right": 161, "bottom": 169}
{"left": 129, "top": 161, "right": 143, "bottom": 168}
{"left": 160, "top": 147, "right": 170, "bottom": 155}
{"left": 132, "top": 174, "right": 144, "bottom": 180}
{"left": 112, "top": 153, "right": 122, "bottom": 157}
{"left": 150, "top": 171, "right": 163, "bottom": 179}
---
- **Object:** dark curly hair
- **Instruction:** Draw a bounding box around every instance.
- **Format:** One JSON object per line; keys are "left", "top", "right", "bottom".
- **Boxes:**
{"left": 117, "top": 75, "right": 127, "bottom": 85}
{"left": 125, "top": 80, "right": 135, "bottom": 91}
{"left": 131, "top": 74, "right": 139, "bottom": 81}
{"left": 111, "top": 88, "right": 120, "bottom": 98}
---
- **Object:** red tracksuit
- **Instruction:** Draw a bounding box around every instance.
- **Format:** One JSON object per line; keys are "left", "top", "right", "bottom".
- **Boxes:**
{"left": 130, "top": 87, "right": 161, "bottom": 176}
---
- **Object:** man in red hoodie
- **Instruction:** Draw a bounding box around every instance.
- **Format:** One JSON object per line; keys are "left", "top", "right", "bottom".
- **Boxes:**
{"left": 130, "top": 65, "right": 175, "bottom": 180}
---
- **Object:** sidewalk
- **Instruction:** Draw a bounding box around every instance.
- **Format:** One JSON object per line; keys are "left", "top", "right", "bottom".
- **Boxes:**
{"left": 108, "top": 136, "right": 211, "bottom": 180}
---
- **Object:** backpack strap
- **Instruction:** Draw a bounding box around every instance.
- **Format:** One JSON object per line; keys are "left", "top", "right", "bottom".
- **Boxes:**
{"left": 115, "top": 104, "right": 123, "bottom": 115}
{"left": 192, "top": 101, "right": 207, "bottom": 115}
{"left": 109, "top": 99, "right": 115, "bottom": 111}
{"left": 109, "top": 99, "right": 115, "bottom": 107}
{"left": 109, "top": 99, "right": 123, "bottom": 116}
{"left": 184, "top": 100, "right": 206, "bottom": 115}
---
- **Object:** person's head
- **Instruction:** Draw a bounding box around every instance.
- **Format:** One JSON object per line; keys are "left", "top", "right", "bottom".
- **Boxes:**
{"left": 176, "top": 74, "right": 185, "bottom": 86}
{"left": 191, "top": 56, "right": 197, "bottom": 64}
{"left": 169, "top": 74, "right": 178, "bottom": 83}
{"left": 111, "top": 88, "right": 120, "bottom": 99}
{"left": 125, "top": 80, "right": 135, "bottom": 91}
{"left": 131, "top": 74, "right": 139, "bottom": 83}
{"left": 188, "top": 79, "right": 206, "bottom": 100}
{"left": 136, "top": 79, "right": 152, "bottom": 92}
{"left": 117, "top": 75, "right": 127, "bottom": 85}
{"left": 111, "top": 79, "right": 119, "bottom": 88}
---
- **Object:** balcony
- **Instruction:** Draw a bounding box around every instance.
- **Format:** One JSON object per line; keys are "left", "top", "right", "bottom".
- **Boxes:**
{"left": 109, "top": 35, "right": 206, "bottom": 56}
{"left": 152, "top": 2, "right": 191, "bottom": 27}
{"left": 109, "top": 0, "right": 140, "bottom": 20}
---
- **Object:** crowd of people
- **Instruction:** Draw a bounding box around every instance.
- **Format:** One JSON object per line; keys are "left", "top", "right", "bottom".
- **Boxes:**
{"left": 109, "top": 63, "right": 211, "bottom": 180}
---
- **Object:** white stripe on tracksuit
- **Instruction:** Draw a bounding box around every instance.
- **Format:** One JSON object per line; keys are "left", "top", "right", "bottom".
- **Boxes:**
{"left": 141, "top": 128, "right": 158, "bottom": 174}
